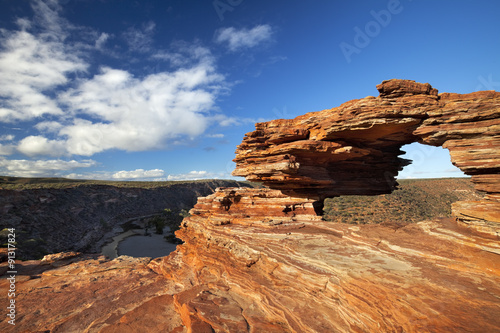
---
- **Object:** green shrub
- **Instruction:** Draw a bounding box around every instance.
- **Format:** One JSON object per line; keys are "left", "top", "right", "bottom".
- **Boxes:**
{"left": 148, "top": 216, "right": 166, "bottom": 235}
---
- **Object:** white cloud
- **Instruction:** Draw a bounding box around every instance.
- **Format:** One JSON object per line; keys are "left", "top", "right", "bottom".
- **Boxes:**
{"left": 0, "top": 144, "right": 15, "bottom": 155}
{"left": 0, "top": 157, "right": 96, "bottom": 177}
{"left": 212, "top": 114, "right": 240, "bottom": 127}
{"left": 166, "top": 170, "right": 229, "bottom": 181}
{"left": 206, "top": 133, "right": 224, "bottom": 138}
{"left": 0, "top": 134, "right": 15, "bottom": 141}
{"left": 0, "top": 29, "right": 87, "bottom": 122}
{"left": 122, "top": 21, "right": 156, "bottom": 53}
{"left": 66, "top": 169, "right": 215, "bottom": 181}
{"left": 17, "top": 135, "right": 67, "bottom": 157}
{"left": 57, "top": 62, "right": 227, "bottom": 155}
{"left": 35, "top": 121, "right": 64, "bottom": 133}
{"left": 215, "top": 25, "right": 273, "bottom": 52}
{"left": 167, "top": 170, "right": 206, "bottom": 180}
{"left": 0, "top": 0, "right": 88, "bottom": 123}
{"left": 63, "top": 169, "right": 162, "bottom": 181}
{"left": 95, "top": 32, "right": 110, "bottom": 49}
{"left": 31, "top": 0, "right": 67, "bottom": 41}
{"left": 63, "top": 169, "right": 234, "bottom": 182}
{"left": 112, "top": 168, "right": 165, "bottom": 179}
{"left": 0, "top": 1, "right": 235, "bottom": 158}
{"left": 152, "top": 43, "right": 214, "bottom": 68}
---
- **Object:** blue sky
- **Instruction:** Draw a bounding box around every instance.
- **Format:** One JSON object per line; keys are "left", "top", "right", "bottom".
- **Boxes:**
{"left": 0, "top": 0, "right": 498, "bottom": 181}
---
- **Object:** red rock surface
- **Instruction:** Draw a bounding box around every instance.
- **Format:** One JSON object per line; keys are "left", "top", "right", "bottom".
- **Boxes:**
{"left": 1, "top": 190, "right": 499, "bottom": 332}
{"left": 1, "top": 80, "right": 499, "bottom": 332}
{"left": 233, "top": 79, "right": 500, "bottom": 236}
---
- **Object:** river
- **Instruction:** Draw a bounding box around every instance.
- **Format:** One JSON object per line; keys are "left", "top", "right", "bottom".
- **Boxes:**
{"left": 101, "top": 227, "right": 179, "bottom": 259}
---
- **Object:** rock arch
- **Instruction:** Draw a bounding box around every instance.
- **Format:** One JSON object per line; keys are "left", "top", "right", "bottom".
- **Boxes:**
{"left": 233, "top": 79, "right": 500, "bottom": 236}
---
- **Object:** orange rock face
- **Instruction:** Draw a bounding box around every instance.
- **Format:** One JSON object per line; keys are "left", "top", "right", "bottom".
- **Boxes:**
{"left": 233, "top": 79, "right": 500, "bottom": 236}
{"left": 2, "top": 192, "right": 500, "bottom": 332}
{"left": 1, "top": 80, "right": 499, "bottom": 332}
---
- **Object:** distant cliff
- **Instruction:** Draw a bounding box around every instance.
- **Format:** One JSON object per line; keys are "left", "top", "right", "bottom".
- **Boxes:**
{"left": 0, "top": 179, "right": 251, "bottom": 259}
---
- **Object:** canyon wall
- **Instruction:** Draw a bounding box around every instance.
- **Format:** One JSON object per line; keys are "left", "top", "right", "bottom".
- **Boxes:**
{"left": 0, "top": 179, "right": 249, "bottom": 259}
{"left": 1, "top": 80, "right": 499, "bottom": 332}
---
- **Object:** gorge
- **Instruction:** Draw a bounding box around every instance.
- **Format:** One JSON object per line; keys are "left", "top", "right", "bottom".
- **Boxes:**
{"left": 0, "top": 179, "right": 250, "bottom": 259}
{"left": 1, "top": 79, "right": 499, "bottom": 332}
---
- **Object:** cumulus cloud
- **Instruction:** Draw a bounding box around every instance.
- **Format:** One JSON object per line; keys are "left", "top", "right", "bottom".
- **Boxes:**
{"left": 0, "top": 30, "right": 86, "bottom": 122}
{"left": 0, "top": 157, "right": 96, "bottom": 177}
{"left": 0, "top": 144, "right": 15, "bottom": 156}
{"left": 64, "top": 169, "right": 233, "bottom": 181}
{"left": 206, "top": 133, "right": 224, "bottom": 138}
{"left": 165, "top": 170, "right": 231, "bottom": 181}
{"left": 215, "top": 25, "right": 273, "bottom": 52}
{"left": 152, "top": 43, "right": 214, "bottom": 68}
{"left": 58, "top": 62, "right": 226, "bottom": 155}
{"left": 0, "top": 134, "right": 15, "bottom": 141}
{"left": 35, "top": 121, "right": 64, "bottom": 133}
{"left": 167, "top": 170, "right": 206, "bottom": 180}
{"left": 0, "top": 0, "right": 234, "bottom": 158}
{"left": 0, "top": 0, "right": 87, "bottom": 123}
{"left": 17, "top": 136, "right": 67, "bottom": 157}
{"left": 112, "top": 168, "right": 165, "bottom": 179}
{"left": 0, "top": 135, "right": 15, "bottom": 155}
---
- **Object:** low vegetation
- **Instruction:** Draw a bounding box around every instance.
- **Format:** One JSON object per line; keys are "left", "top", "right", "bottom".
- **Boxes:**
{"left": 323, "top": 178, "right": 483, "bottom": 225}
{"left": 0, "top": 228, "right": 48, "bottom": 259}
{"left": 139, "top": 208, "right": 190, "bottom": 244}
{"left": 0, "top": 176, "right": 257, "bottom": 190}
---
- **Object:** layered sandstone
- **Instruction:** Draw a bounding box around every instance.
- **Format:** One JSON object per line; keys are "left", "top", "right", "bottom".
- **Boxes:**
{"left": 2, "top": 188, "right": 500, "bottom": 332}
{"left": 1, "top": 80, "right": 499, "bottom": 332}
{"left": 233, "top": 79, "right": 500, "bottom": 235}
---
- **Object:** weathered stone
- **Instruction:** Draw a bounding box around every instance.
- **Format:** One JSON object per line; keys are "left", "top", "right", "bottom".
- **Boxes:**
{"left": 4, "top": 212, "right": 500, "bottom": 332}
{"left": 188, "top": 187, "right": 323, "bottom": 222}
{"left": 2, "top": 80, "right": 499, "bottom": 332}
{"left": 376, "top": 78, "right": 439, "bottom": 98}
{"left": 233, "top": 79, "right": 500, "bottom": 235}
{"left": 452, "top": 200, "right": 500, "bottom": 237}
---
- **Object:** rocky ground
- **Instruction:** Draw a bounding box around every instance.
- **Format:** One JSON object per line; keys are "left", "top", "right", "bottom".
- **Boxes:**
{"left": 0, "top": 188, "right": 499, "bottom": 332}
{"left": 0, "top": 80, "right": 499, "bottom": 332}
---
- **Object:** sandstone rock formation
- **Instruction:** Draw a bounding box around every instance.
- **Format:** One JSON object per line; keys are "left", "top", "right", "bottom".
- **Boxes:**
{"left": 233, "top": 79, "right": 500, "bottom": 236}
{"left": 1, "top": 80, "right": 499, "bottom": 332}
{"left": 2, "top": 190, "right": 499, "bottom": 332}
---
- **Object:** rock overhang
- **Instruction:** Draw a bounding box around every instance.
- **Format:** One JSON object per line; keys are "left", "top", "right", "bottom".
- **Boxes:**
{"left": 4, "top": 79, "right": 500, "bottom": 333}
{"left": 232, "top": 79, "right": 500, "bottom": 235}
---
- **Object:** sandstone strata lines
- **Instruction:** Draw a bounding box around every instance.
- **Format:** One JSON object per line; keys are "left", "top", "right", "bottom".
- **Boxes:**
{"left": 1, "top": 80, "right": 499, "bottom": 332}
{"left": 233, "top": 79, "right": 500, "bottom": 236}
